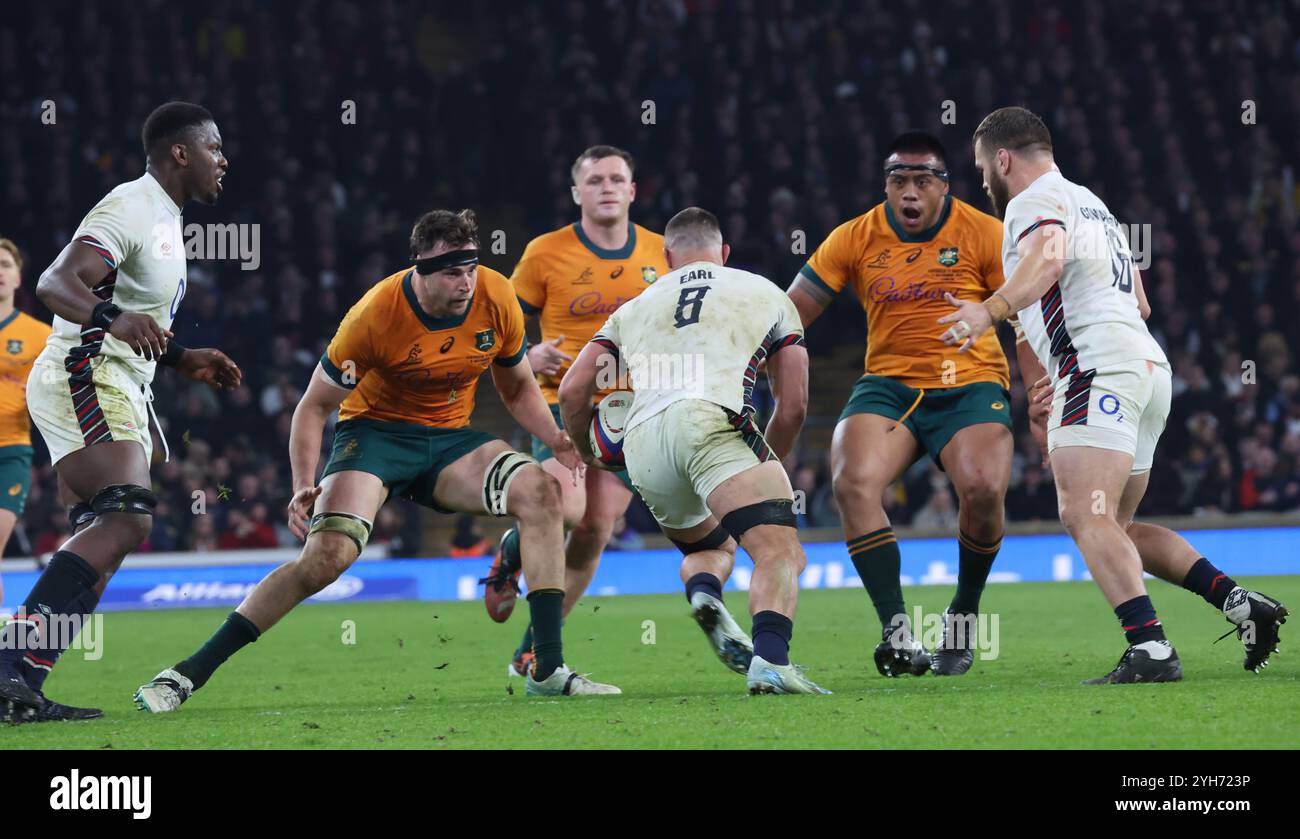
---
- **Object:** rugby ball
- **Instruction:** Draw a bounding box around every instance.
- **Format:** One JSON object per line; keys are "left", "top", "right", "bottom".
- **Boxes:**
{"left": 589, "top": 390, "right": 633, "bottom": 469}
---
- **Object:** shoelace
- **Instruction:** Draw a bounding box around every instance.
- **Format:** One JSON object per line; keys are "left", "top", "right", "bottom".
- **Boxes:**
{"left": 1213, "top": 607, "right": 1260, "bottom": 646}
{"left": 562, "top": 671, "right": 608, "bottom": 694}
{"left": 1103, "top": 647, "right": 1136, "bottom": 677}
{"left": 477, "top": 571, "right": 515, "bottom": 589}
{"left": 1213, "top": 626, "right": 1239, "bottom": 645}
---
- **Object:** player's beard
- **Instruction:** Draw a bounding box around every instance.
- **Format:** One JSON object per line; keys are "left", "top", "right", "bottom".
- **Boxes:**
{"left": 986, "top": 172, "right": 1011, "bottom": 220}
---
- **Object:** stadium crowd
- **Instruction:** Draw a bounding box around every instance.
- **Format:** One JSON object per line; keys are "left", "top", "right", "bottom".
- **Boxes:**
{"left": 2, "top": 0, "right": 1298, "bottom": 554}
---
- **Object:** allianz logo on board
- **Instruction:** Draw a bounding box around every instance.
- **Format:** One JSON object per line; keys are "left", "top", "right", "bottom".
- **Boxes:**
{"left": 141, "top": 576, "right": 364, "bottom": 604}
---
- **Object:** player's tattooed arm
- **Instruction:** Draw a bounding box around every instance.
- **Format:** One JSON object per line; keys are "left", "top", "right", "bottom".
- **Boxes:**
{"left": 496, "top": 353, "right": 584, "bottom": 481}
{"left": 38, "top": 240, "right": 171, "bottom": 359}
{"left": 787, "top": 276, "right": 832, "bottom": 327}
{"left": 763, "top": 342, "right": 809, "bottom": 460}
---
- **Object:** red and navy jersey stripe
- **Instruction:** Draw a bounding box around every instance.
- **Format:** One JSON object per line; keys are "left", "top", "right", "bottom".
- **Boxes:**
{"left": 65, "top": 323, "right": 113, "bottom": 446}
{"left": 590, "top": 336, "right": 619, "bottom": 356}
{"left": 1039, "top": 281, "right": 1095, "bottom": 426}
{"left": 62, "top": 236, "right": 119, "bottom": 447}
{"left": 740, "top": 330, "right": 803, "bottom": 417}
{"left": 1016, "top": 218, "right": 1065, "bottom": 243}
{"left": 76, "top": 234, "right": 117, "bottom": 271}
{"left": 723, "top": 406, "right": 776, "bottom": 463}
{"left": 769, "top": 333, "right": 804, "bottom": 353}
{"left": 1060, "top": 369, "right": 1096, "bottom": 427}
{"left": 741, "top": 340, "right": 771, "bottom": 416}
{"left": 1040, "top": 282, "right": 1071, "bottom": 358}
{"left": 75, "top": 235, "right": 119, "bottom": 302}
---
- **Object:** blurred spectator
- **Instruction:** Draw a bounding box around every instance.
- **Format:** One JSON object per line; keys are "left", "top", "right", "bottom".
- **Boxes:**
{"left": 370, "top": 506, "right": 412, "bottom": 555}
{"left": 911, "top": 478, "right": 959, "bottom": 532}
{"left": 1006, "top": 464, "right": 1059, "bottom": 523}
{"left": 217, "top": 504, "right": 278, "bottom": 550}
{"left": 447, "top": 514, "right": 490, "bottom": 558}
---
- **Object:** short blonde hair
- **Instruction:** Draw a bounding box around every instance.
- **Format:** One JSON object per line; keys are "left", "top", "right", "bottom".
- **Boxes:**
{"left": 0, "top": 239, "right": 21, "bottom": 272}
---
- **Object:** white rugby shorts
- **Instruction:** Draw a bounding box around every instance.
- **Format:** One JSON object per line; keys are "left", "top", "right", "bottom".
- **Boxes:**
{"left": 623, "top": 399, "right": 782, "bottom": 530}
{"left": 1048, "top": 359, "right": 1170, "bottom": 474}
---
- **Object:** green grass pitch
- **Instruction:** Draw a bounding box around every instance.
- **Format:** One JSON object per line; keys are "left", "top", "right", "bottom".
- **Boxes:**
{"left": 7, "top": 576, "right": 1297, "bottom": 748}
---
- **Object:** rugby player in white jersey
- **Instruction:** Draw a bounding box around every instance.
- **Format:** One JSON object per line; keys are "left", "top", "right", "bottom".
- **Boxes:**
{"left": 560, "top": 207, "right": 829, "bottom": 694}
{"left": 941, "top": 106, "right": 1286, "bottom": 683}
{"left": 0, "top": 102, "right": 241, "bottom": 722}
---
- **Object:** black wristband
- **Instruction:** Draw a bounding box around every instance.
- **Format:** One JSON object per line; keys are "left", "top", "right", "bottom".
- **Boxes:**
{"left": 159, "top": 340, "right": 188, "bottom": 367}
{"left": 91, "top": 301, "right": 122, "bottom": 331}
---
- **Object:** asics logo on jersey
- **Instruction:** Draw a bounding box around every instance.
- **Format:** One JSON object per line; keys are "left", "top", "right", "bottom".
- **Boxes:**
{"left": 904, "top": 247, "right": 924, "bottom": 263}
{"left": 610, "top": 266, "right": 624, "bottom": 279}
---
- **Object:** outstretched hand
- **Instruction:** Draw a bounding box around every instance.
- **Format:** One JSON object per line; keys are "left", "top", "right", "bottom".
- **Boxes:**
{"left": 287, "top": 485, "right": 323, "bottom": 540}
{"left": 177, "top": 348, "right": 243, "bottom": 389}
{"left": 550, "top": 432, "right": 587, "bottom": 485}
{"left": 110, "top": 312, "right": 172, "bottom": 361}
{"left": 529, "top": 336, "right": 572, "bottom": 377}
{"left": 937, "top": 292, "right": 993, "bottom": 353}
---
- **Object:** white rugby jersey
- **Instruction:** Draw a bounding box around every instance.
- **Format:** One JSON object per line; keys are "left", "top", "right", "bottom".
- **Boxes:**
{"left": 1002, "top": 170, "right": 1166, "bottom": 383}
{"left": 592, "top": 261, "right": 804, "bottom": 432}
{"left": 40, "top": 172, "right": 188, "bottom": 384}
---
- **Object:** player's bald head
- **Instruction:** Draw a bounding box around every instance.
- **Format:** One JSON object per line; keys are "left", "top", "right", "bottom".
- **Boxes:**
{"left": 665, "top": 207, "right": 723, "bottom": 252}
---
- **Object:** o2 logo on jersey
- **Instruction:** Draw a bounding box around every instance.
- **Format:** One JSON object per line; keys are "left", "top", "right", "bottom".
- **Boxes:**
{"left": 169, "top": 276, "right": 187, "bottom": 318}
{"left": 1099, "top": 394, "right": 1123, "bottom": 422}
